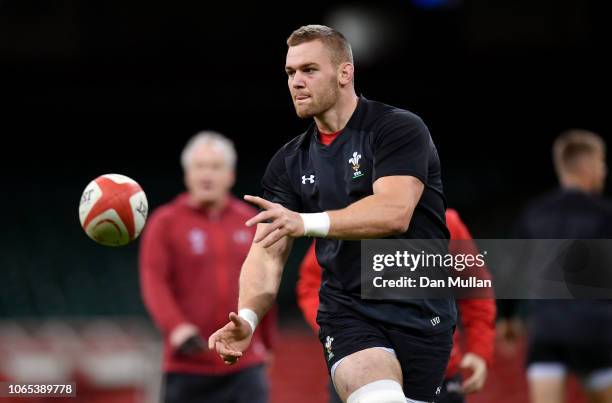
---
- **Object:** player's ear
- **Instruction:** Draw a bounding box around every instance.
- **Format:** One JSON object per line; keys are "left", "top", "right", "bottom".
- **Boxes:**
{"left": 338, "top": 62, "right": 354, "bottom": 86}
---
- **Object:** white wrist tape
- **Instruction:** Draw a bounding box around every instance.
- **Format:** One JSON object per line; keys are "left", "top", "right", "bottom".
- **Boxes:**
{"left": 300, "top": 212, "right": 330, "bottom": 237}
{"left": 238, "top": 308, "right": 259, "bottom": 334}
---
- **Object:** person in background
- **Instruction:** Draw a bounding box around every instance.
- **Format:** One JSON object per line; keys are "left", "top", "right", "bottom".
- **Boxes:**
{"left": 139, "top": 131, "right": 276, "bottom": 403}
{"left": 508, "top": 129, "right": 612, "bottom": 403}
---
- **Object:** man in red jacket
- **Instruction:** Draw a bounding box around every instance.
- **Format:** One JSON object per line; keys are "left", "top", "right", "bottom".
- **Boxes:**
{"left": 297, "top": 209, "right": 496, "bottom": 403}
{"left": 139, "top": 131, "right": 276, "bottom": 403}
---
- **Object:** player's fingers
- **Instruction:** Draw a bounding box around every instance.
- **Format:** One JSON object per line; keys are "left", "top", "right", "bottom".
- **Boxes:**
{"left": 229, "top": 312, "right": 242, "bottom": 327}
{"left": 246, "top": 210, "right": 277, "bottom": 228}
{"left": 244, "top": 195, "right": 273, "bottom": 210}
{"left": 254, "top": 220, "right": 283, "bottom": 243}
{"left": 217, "top": 342, "right": 243, "bottom": 358}
{"left": 215, "top": 341, "right": 240, "bottom": 357}
{"left": 261, "top": 227, "right": 290, "bottom": 248}
{"left": 215, "top": 341, "right": 223, "bottom": 354}
{"left": 208, "top": 332, "right": 219, "bottom": 350}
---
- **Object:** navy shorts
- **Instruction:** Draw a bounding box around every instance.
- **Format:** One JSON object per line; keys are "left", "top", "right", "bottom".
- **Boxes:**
{"left": 527, "top": 340, "right": 612, "bottom": 375}
{"left": 527, "top": 302, "right": 612, "bottom": 375}
{"left": 318, "top": 307, "right": 453, "bottom": 402}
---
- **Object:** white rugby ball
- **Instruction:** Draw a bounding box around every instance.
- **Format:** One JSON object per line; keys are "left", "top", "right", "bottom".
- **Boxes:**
{"left": 79, "top": 174, "right": 148, "bottom": 246}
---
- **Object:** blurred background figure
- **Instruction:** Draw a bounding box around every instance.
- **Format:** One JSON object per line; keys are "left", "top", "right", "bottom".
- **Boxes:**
{"left": 139, "top": 131, "right": 276, "bottom": 403}
{"left": 507, "top": 130, "right": 612, "bottom": 403}
{"left": 296, "top": 209, "right": 496, "bottom": 403}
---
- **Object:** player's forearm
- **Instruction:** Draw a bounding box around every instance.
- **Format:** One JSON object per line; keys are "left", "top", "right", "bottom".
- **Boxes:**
{"left": 326, "top": 192, "right": 416, "bottom": 239}
{"left": 238, "top": 254, "right": 282, "bottom": 319}
{"left": 238, "top": 230, "right": 292, "bottom": 319}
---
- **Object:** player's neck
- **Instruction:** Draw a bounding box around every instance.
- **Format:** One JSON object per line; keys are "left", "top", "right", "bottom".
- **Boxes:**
{"left": 314, "top": 92, "right": 359, "bottom": 133}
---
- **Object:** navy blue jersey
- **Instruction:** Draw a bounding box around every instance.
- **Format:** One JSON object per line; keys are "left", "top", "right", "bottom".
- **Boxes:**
{"left": 516, "top": 189, "right": 612, "bottom": 344}
{"left": 261, "top": 96, "right": 455, "bottom": 333}
{"left": 517, "top": 189, "right": 612, "bottom": 239}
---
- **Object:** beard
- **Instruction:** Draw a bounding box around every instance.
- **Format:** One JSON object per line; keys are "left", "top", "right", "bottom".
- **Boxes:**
{"left": 293, "top": 78, "right": 340, "bottom": 119}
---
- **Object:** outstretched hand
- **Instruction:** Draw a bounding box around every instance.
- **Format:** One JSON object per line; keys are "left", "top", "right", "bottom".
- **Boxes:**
{"left": 208, "top": 312, "right": 253, "bottom": 365}
{"left": 244, "top": 195, "right": 304, "bottom": 247}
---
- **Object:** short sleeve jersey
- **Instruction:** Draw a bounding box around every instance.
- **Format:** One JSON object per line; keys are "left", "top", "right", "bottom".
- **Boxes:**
{"left": 262, "top": 96, "right": 455, "bottom": 333}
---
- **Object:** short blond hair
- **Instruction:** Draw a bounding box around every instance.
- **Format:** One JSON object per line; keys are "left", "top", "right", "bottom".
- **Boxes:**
{"left": 553, "top": 129, "right": 605, "bottom": 176}
{"left": 287, "top": 24, "right": 353, "bottom": 66}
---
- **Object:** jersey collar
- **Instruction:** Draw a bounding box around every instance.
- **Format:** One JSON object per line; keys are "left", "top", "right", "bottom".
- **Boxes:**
{"left": 310, "top": 95, "right": 368, "bottom": 151}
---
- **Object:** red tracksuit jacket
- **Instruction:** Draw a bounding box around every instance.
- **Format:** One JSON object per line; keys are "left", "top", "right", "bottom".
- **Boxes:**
{"left": 139, "top": 193, "right": 275, "bottom": 375}
{"left": 296, "top": 208, "right": 495, "bottom": 378}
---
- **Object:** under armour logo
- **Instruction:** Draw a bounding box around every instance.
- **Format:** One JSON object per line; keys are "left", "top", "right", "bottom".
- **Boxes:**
{"left": 301, "top": 174, "right": 315, "bottom": 184}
